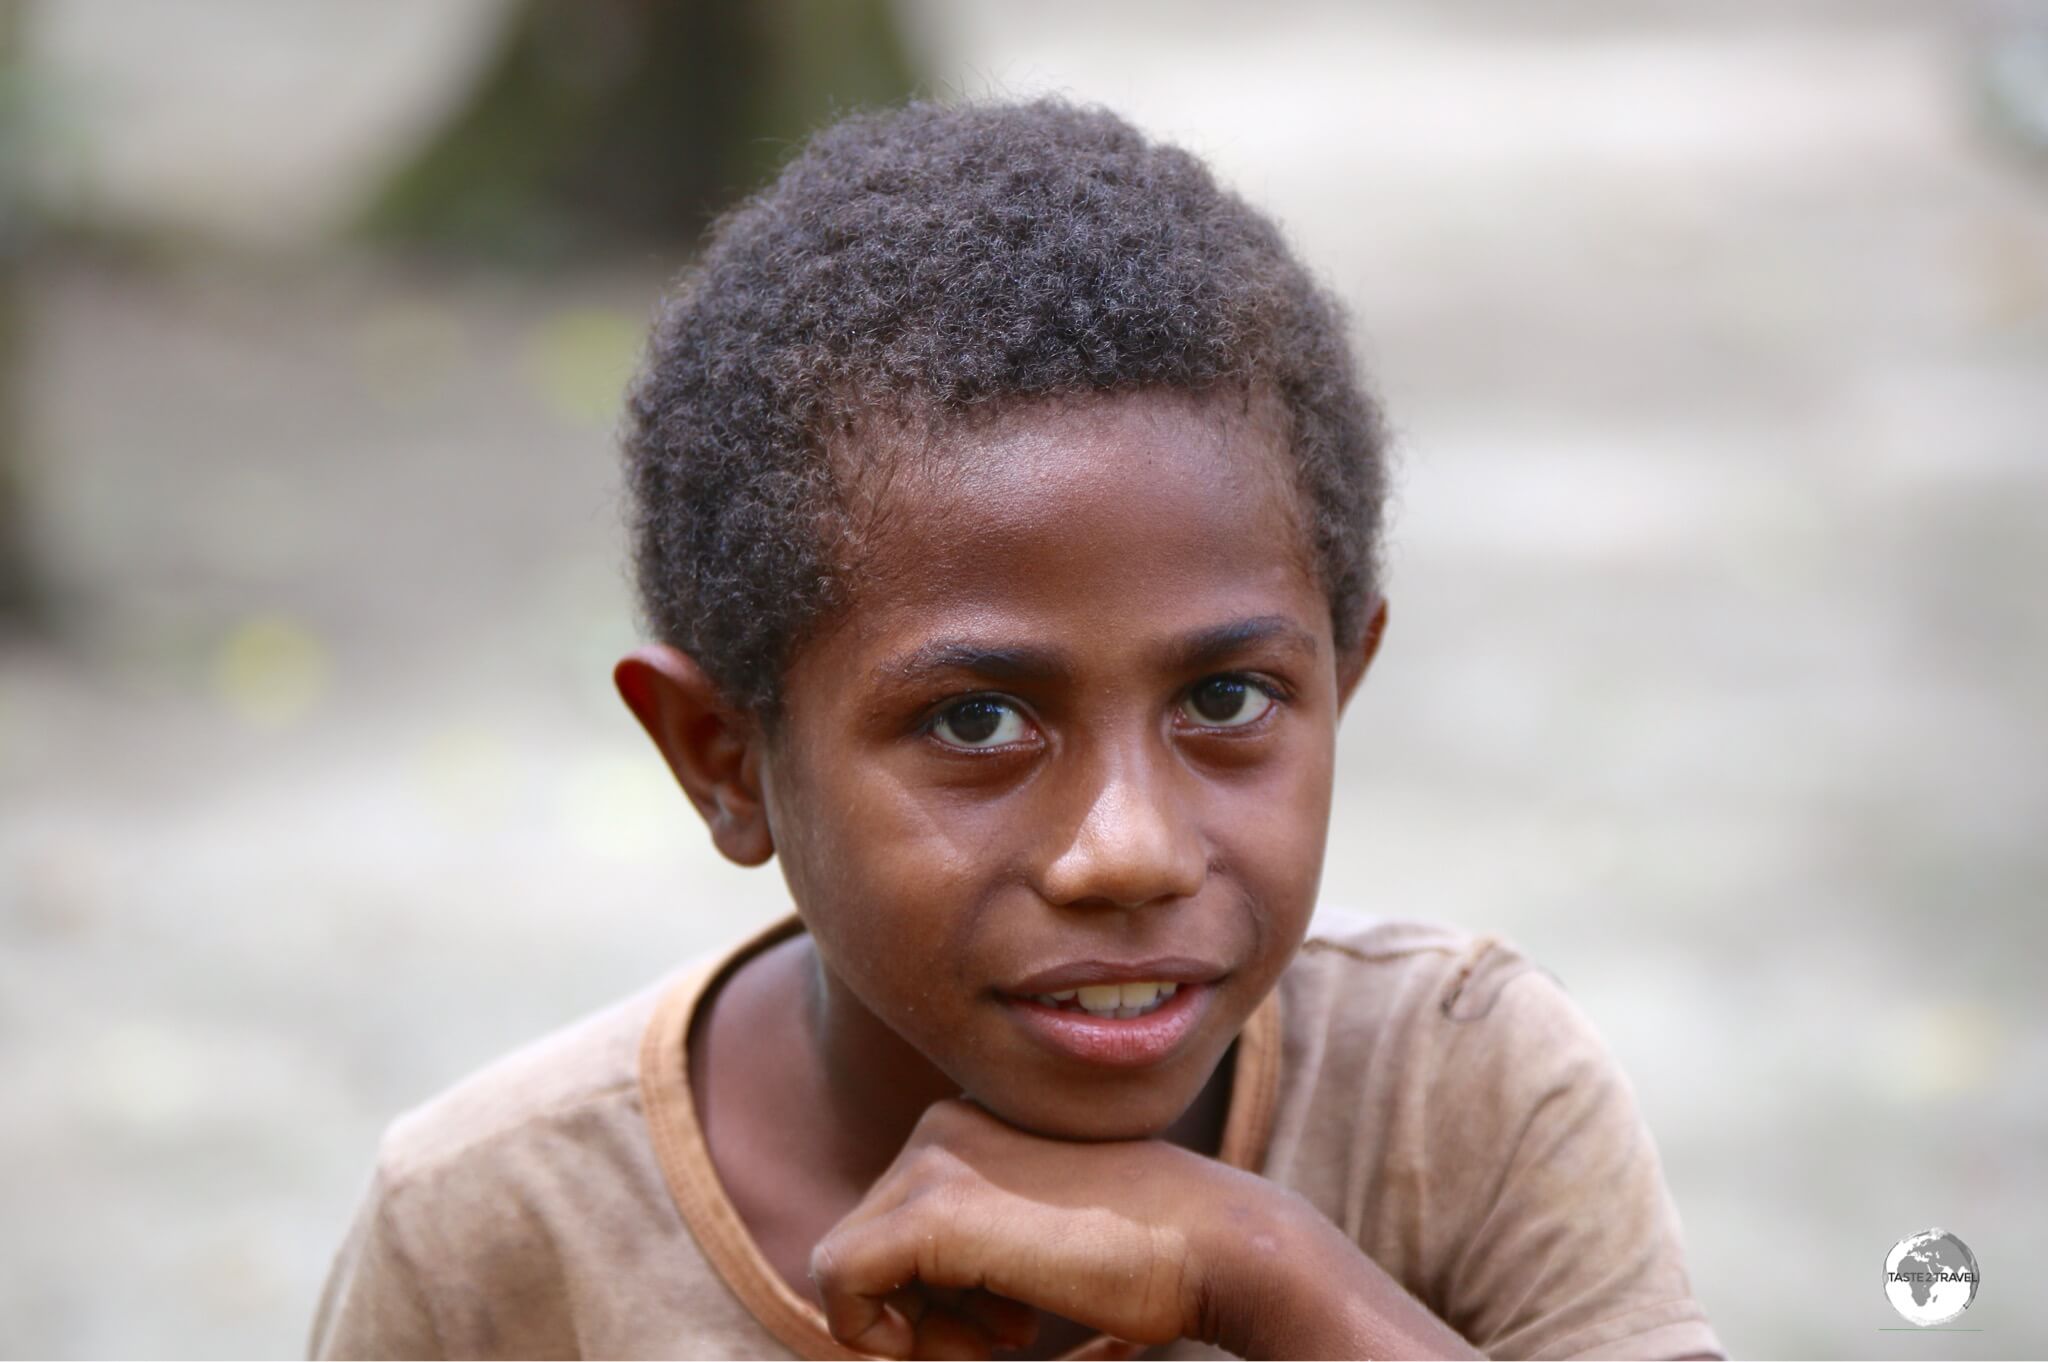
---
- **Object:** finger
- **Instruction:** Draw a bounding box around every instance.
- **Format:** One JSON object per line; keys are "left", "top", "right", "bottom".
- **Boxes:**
{"left": 815, "top": 1236, "right": 924, "bottom": 1355}
{"left": 885, "top": 1286, "right": 929, "bottom": 1326}
{"left": 867, "top": 1283, "right": 1028, "bottom": 1358}
{"left": 955, "top": 1290, "right": 1038, "bottom": 1352}
{"left": 814, "top": 1207, "right": 970, "bottom": 1348}
{"left": 910, "top": 1307, "right": 996, "bottom": 1362}
{"left": 813, "top": 1215, "right": 933, "bottom": 1350}
{"left": 837, "top": 1300, "right": 916, "bottom": 1360}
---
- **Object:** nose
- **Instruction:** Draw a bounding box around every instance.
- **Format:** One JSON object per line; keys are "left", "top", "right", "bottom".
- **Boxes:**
{"left": 1037, "top": 739, "right": 1207, "bottom": 910}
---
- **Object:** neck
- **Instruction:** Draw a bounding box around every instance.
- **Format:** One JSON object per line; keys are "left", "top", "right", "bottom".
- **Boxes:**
{"left": 801, "top": 937, "right": 966, "bottom": 1189}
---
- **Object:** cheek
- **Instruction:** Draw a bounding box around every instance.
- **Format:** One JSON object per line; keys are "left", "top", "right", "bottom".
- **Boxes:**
{"left": 1214, "top": 733, "right": 1337, "bottom": 927}
{"left": 790, "top": 779, "right": 990, "bottom": 909}
{"left": 768, "top": 756, "right": 993, "bottom": 990}
{"left": 1217, "top": 711, "right": 1337, "bottom": 827}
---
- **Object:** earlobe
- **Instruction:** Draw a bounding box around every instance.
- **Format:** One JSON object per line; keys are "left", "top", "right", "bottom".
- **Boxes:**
{"left": 613, "top": 645, "right": 775, "bottom": 867}
{"left": 1335, "top": 597, "right": 1388, "bottom": 715}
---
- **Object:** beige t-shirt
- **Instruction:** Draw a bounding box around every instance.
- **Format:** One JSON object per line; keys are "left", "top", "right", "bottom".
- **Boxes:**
{"left": 310, "top": 911, "right": 1721, "bottom": 1360}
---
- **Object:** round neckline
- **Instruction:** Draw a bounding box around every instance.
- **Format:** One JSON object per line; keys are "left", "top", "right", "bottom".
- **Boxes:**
{"left": 637, "top": 914, "right": 1286, "bottom": 1360}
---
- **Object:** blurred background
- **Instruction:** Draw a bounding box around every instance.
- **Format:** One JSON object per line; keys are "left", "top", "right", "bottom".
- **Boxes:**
{"left": 2, "top": 0, "right": 2045, "bottom": 1356}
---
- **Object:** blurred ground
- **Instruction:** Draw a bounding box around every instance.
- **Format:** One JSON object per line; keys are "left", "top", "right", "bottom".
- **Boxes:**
{"left": 3, "top": 2, "right": 2046, "bottom": 1357}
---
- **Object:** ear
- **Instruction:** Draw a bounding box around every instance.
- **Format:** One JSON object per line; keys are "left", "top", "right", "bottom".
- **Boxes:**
{"left": 1335, "top": 597, "right": 1389, "bottom": 717}
{"left": 614, "top": 645, "right": 774, "bottom": 867}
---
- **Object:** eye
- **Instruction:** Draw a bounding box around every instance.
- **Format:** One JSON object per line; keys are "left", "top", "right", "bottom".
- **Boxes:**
{"left": 930, "top": 696, "right": 1031, "bottom": 749}
{"left": 1180, "top": 675, "right": 1277, "bottom": 729}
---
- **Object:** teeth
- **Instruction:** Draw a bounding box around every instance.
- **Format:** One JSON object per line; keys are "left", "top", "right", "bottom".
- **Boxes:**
{"left": 1036, "top": 980, "right": 1184, "bottom": 1019}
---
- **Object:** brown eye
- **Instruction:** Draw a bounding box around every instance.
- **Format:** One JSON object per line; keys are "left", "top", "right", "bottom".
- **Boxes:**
{"left": 1182, "top": 676, "right": 1276, "bottom": 729}
{"left": 932, "top": 697, "right": 1027, "bottom": 748}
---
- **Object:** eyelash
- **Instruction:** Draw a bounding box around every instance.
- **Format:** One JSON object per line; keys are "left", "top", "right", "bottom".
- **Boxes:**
{"left": 919, "top": 673, "right": 1290, "bottom": 752}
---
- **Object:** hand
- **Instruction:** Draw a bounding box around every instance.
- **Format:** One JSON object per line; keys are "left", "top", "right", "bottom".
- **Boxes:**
{"left": 808, "top": 1097, "right": 1303, "bottom": 1359}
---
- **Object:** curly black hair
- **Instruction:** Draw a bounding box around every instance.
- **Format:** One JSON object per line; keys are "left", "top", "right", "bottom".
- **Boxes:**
{"left": 624, "top": 97, "right": 1388, "bottom": 721}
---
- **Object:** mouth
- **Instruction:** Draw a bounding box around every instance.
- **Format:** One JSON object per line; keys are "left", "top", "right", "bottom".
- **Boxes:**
{"left": 996, "top": 974, "right": 1218, "bottom": 1068}
{"left": 1023, "top": 979, "right": 1183, "bottom": 1019}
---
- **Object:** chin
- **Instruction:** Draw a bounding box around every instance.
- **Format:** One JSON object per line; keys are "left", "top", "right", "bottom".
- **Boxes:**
{"left": 968, "top": 1082, "right": 1189, "bottom": 1143}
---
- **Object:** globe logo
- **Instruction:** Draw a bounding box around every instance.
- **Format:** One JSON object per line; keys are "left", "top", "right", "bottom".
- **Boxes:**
{"left": 1884, "top": 1229, "right": 1980, "bottom": 1326}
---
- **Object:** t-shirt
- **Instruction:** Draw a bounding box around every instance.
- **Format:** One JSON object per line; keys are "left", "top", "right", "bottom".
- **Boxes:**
{"left": 310, "top": 910, "right": 1722, "bottom": 1360}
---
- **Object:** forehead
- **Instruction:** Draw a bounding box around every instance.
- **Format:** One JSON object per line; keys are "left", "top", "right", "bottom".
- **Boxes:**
{"left": 822, "top": 389, "right": 1322, "bottom": 657}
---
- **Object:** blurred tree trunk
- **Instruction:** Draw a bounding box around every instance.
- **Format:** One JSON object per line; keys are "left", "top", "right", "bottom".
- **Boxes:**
{"left": 363, "top": 0, "right": 916, "bottom": 257}
{"left": 0, "top": 0, "right": 40, "bottom": 633}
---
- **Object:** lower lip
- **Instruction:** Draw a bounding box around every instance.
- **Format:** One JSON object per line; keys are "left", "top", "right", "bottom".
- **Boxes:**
{"left": 999, "top": 983, "right": 1210, "bottom": 1068}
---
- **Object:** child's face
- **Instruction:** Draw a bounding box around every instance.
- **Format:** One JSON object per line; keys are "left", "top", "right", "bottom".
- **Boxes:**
{"left": 761, "top": 390, "right": 1374, "bottom": 1141}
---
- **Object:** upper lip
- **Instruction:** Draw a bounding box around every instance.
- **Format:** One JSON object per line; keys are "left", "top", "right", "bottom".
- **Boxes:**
{"left": 1004, "top": 957, "right": 1227, "bottom": 995}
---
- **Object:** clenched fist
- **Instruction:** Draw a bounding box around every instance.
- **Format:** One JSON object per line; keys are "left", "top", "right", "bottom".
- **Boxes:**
{"left": 808, "top": 1098, "right": 1480, "bottom": 1360}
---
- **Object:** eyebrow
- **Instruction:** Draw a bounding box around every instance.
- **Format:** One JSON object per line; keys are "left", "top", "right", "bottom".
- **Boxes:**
{"left": 872, "top": 615, "right": 1320, "bottom": 691}
{"left": 1165, "top": 615, "right": 1321, "bottom": 674}
{"left": 873, "top": 641, "right": 1072, "bottom": 690}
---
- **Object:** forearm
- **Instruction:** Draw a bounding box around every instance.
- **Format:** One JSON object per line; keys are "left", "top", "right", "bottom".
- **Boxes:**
{"left": 1218, "top": 1192, "right": 1483, "bottom": 1361}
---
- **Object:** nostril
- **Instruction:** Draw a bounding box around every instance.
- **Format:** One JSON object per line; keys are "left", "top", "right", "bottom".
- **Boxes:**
{"left": 1034, "top": 754, "right": 1208, "bottom": 908}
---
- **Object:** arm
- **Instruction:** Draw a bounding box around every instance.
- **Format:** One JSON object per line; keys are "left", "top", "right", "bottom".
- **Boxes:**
{"left": 809, "top": 1098, "right": 1481, "bottom": 1360}
{"left": 1413, "top": 961, "right": 1722, "bottom": 1361}
{"left": 1227, "top": 1190, "right": 1482, "bottom": 1360}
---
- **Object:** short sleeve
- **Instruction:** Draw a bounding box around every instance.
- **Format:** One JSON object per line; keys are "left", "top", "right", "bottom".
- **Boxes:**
{"left": 309, "top": 1168, "right": 444, "bottom": 1360}
{"left": 1420, "top": 949, "right": 1722, "bottom": 1361}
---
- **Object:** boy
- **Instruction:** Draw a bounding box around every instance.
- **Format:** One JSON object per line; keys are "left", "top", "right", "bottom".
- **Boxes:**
{"left": 312, "top": 100, "right": 1721, "bottom": 1360}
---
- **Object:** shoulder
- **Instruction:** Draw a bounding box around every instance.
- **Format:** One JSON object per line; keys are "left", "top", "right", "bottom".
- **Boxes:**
{"left": 1281, "top": 904, "right": 1560, "bottom": 1054}
{"left": 1275, "top": 907, "right": 1721, "bottom": 1360}
{"left": 1279, "top": 904, "right": 1632, "bottom": 1192}
{"left": 313, "top": 968, "right": 708, "bottom": 1359}
{"left": 375, "top": 972, "right": 676, "bottom": 1189}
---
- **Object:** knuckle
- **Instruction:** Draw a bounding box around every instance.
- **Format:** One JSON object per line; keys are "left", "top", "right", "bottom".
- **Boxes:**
{"left": 906, "top": 1141, "right": 973, "bottom": 1192}
{"left": 922, "top": 1096, "right": 985, "bottom": 1139}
